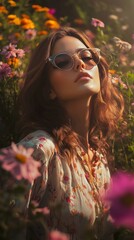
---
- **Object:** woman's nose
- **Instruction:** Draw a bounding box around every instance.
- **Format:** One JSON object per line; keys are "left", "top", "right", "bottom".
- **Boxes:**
{"left": 73, "top": 56, "right": 86, "bottom": 71}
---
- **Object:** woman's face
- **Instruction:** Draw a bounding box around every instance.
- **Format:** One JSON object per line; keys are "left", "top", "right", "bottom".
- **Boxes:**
{"left": 48, "top": 36, "right": 100, "bottom": 101}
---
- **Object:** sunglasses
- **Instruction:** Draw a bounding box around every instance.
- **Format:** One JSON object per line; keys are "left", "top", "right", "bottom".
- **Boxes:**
{"left": 47, "top": 48, "right": 101, "bottom": 71}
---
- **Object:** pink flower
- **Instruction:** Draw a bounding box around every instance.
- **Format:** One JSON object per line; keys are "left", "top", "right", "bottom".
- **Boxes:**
{"left": 1, "top": 43, "right": 25, "bottom": 59}
{"left": 113, "top": 37, "right": 132, "bottom": 52}
{"left": 1, "top": 43, "right": 16, "bottom": 58}
{"left": 0, "top": 142, "right": 41, "bottom": 183}
{"left": 33, "top": 206, "right": 50, "bottom": 215}
{"left": 48, "top": 8, "right": 56, "bottom": 15}
{"left": 91, "top": 18, "right": 105, "bottom": 28}
{"left": 15, "top": 48, "right": 25, "bottom": 58}
{"left": 25, "top": 29, "right": 37, "bottom": 40}
{"left": 48, "top": 230, "right": 70, "bottom": 240}
{"left": 103, "top": 171, "right": 134, "bottom": 230}
{"left": 0, "top": 61, "right": 12, "bottom": 78}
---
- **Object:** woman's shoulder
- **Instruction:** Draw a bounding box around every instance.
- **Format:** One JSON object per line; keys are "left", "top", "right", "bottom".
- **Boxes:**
{"left": 19, "top": 130, "right": 55, "bottom": 145}
{"left": 18, "top": 130, "right": 55, "bottom": 161}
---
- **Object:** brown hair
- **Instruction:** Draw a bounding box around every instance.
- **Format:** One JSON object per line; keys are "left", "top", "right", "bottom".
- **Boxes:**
{"left": 17, "top": 27, "right": 124, "bottom": 162}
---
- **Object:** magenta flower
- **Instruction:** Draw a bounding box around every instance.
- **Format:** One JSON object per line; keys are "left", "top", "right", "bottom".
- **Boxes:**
{"left": 1, "top": 43, "right": 25, "bottom": 59}
{"left": 25, "top": 29, "right": 37, "bottom": 40}
{"left": 0, "top": 61, "right": 12, "bottom": 78}
{"left": 0, "top": 142, "right": 41, "bottom": 183}
{"left": 48, "top": 230, "right": 70, "bottom": 240}
{"left": 48, "top": 8, "right": 56, "bottom": 15}
{"left": 91, "top": 18, "right": 105, "bottom": 28}
{"left": 104, "top": 171, "right": 134, "bottom": 230}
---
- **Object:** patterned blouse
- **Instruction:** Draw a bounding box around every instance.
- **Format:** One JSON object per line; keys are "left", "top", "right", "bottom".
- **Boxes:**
{"left": 19, "top": 130, "right": 113, "bottom": 240}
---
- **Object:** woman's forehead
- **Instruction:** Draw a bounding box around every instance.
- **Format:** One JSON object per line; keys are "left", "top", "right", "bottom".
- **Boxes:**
{"left": 52, "top": 36, "right": 87, "bottom": 55}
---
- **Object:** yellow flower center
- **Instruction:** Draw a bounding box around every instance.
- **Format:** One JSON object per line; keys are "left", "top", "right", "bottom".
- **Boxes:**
{"left": 120, "top": 193, "right": 134, "bottom": 208}
{"left": 15, "top": 153, "right": 27, "bottom": 164}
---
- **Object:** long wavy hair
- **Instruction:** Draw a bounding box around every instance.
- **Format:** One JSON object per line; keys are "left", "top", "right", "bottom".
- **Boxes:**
{"left": 17, "top": 27, "right": 124, "bottom": 162}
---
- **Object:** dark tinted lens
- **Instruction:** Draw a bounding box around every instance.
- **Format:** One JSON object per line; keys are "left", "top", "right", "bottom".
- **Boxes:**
{"left": 55, "top": 54, "right": 73, "bottom": 70}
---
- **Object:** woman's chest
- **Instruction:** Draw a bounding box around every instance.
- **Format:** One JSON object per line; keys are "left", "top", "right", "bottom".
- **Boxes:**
{"left": 43, "top": 154, "right": 108, "bottom": 223}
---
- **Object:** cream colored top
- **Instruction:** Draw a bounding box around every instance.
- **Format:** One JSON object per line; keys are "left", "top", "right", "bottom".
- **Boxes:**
{"left": 19, "top": 130, "right": 113, "bottom": 240}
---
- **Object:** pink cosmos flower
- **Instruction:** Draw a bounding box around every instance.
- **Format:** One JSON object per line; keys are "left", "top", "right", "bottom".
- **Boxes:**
{"left": 1, "top": 43, "right": 25, "bottom": 59}
{"left": 91, "top": 18, "right": 105, "bottom": 28}
{"left": 0, "top": 61, "right": 12, "bottom": 78}
{"left": 15, "top": 48, "right": 25, "bottom": 58}
{"left": 25, "top": 29, "right": 37, "bottom": 40}
{"left": 103, "top": 171, "right": 134, "bottom": 230}
{"left": 48, "top": 230, "right": 70, "bottom": 240}
{"left": 0, "top": 142, "right": 41, "bottom": 183}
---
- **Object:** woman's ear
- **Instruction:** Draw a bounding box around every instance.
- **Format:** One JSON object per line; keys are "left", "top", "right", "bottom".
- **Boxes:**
{"left": 49, "top": 89, "right": 57, "bottom": 100}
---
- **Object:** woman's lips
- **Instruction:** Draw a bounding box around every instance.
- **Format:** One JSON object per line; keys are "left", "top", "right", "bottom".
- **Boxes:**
{"left": 74, "top": 72, "right": 93, "bottom": 83}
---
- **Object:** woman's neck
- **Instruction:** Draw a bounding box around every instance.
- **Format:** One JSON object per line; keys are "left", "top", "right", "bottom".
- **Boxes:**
{"left": 61, "top": 97, "right": 91, "bottom": 149}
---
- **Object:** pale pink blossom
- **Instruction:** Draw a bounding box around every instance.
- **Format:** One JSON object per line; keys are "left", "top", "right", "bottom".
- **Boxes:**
{"left": 91, "top": 18, "right": 105, "bottom": 28}
{"left": 121, "top": 25, "right": 129, "bottom": 31}
{"left": 33, "top": 206, "right": 50, "bottom": 215}
{"left": 1, "top": 43, "right": 25, "bottom": 59}
{"left": 0, "top": 143, "right": 41, "bottom": 183}
{"left": 109, "top": 15, "right": 118, "bottom": 21}
{"left": 48, "top": 230, "right": 70, "bottom": 240}
{"left": 113, "top": 37, "right": 132, "bottom": 52}
{"left": 0, "top": 61, "right": 12, "bottom": 78}
{"left": 115, "top": 8, "right": 123, "bottom": 13}
{"left": 15, "top": 48, "right": 25, "bottom": 58}
{"left": 109, "top": 73, "right": 128, "bottom": 89}
{"left": 31, "top": 200, "right": 50, "bottom": 215}
{"left": 25, "top": 29, "right": 37, "bottom": 40}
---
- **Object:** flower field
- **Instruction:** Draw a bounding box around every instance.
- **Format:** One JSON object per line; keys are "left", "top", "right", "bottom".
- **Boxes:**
{"left": 0, "top": 1, "right": 134, "bottom": 239}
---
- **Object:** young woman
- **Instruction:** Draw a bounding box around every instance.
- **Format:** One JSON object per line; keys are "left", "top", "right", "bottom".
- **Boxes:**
{"left": 18, "top": 27, "right": 124, "bottom": 240}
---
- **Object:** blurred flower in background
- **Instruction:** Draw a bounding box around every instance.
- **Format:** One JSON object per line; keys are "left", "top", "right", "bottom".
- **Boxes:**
{"left": 0, "top": 62, "right": 12, "bottom": 78}
{"left": 113, "top": 37, "right": 132, "bottom": 52}
{"left": 48, "top": 230, "right": 70, "bottom": 240}
{"left": 25, "top": 29, "right": 37, "bottom": 40}
{"left": 91, "top": 18, "right": 105, "bottom": 28}
{"left": 103, "top": 171, "right": 134, "bottom": 231}
{"left": 0, "top": 143, "right": 41, "bottom": 183}
{"left": 1, "top": 43, "right": 25, "bottom": 59}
